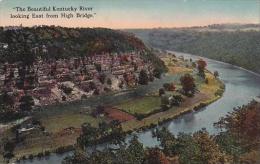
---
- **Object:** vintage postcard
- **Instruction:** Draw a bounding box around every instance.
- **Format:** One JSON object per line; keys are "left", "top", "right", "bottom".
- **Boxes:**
{"left": 0, "top": 0, "right": 260, "bottom": 163}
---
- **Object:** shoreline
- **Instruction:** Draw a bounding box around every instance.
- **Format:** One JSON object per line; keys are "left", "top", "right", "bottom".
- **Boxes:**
{"left": 168, "top": 50, "right": 260, "bottom": 78}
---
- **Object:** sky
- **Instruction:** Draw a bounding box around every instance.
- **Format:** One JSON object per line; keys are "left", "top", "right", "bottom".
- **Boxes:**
{"left": 0, "top": 0, "right": 259, "bottom": 29}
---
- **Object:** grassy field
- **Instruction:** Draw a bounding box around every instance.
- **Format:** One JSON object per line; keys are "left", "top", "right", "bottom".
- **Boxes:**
{"left": 121, "top": 56, "right": 224, "bottom": 131}
{"left": 116, "top": 96, "right": 161, "bottom": 115}
{"left": 200, "top": 72, "right": 220, "bottom": 92}
{"left": 39, "top": 111, "right": 102, "bottom": 133}
{"left": 12, "top": 111, "right": 103, "bottom": 159}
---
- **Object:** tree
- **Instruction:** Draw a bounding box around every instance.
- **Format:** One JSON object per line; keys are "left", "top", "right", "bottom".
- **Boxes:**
{"left": 88, "top": 150, "right": 114, "bottom": 164}
{"left": 19, "top": 95, "right": 34, "bottom": 111}
{"left": 77, "top": 123, "right": 99, "bottom": 150}
{"left": 159, "top": 88, "right": 165, "bottom": 96}
{"left": 180, "top": 74, "right": 195, "bottom": 96}
{"left": 61, "top": 85, "right": 73, "bottom": 95}
{"left": 2, "top": 138, "right": 15, "bottom": 159}
{"left": 99, "top": 73, "right": 106, "bottom": 84}
{"left": 170, "top": 94, "right": 183, "bottom": 106}
{"left": 144, "top": 148, "right": 170, "bottom": 164}
{"left": 139, "top": 69, "right": 149, "bottom": 85}
{"left": 214, "top": 71, "right": 219, "bottom": 78}
{"left": 193, "top": 129, "right": 225, "bottom": 164}
{"left": 214, "top": 101, "right": 260, "bottom": 163}
{"left": 109, "top": 120, "right": 125, "bottom": 146}
{"left": 1, "top": 92, "right": 14, "bottom": 109}
{"left": 127, "top": 135, "right": 145, "bottom": 164}
{"left": 153, "top": 127, "right": 176, "bottom": 156}
{"left": 153, "top": 68, "right": 162, "bottom": 79}
{"left": 197, "top": 59, "right": 207, "bottom": 78}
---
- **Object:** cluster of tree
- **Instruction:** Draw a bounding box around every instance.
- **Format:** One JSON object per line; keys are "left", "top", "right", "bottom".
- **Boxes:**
{"left": 63, "top": 99, "right": 260, "bottom": 164}
{"left": 0, "top": 92, "right": 27, "bottom": 123}
{"left": 129, "top": 28, "right": 260, "bottom": 73}
{"left": 153, "top": 127, "right": 228, "bottom": 164}
{"left": 160, "top": 94, "right": 183, "bottom": 110}
{"left": 63, "top": 135, "right": 171, "bottom": 164}
{"left": 138, "top": 70, "right": 149, "bottom": 85}
{"left": 77, "top": 120, "right": 125, "bottom": 150}
{"left": 0, "top": 27, "right": 144, "bottom": 61}
{"left": 138, "top": 68, "right": 164, "bottom": 86}
{"left": 19, "top": 94, "right": 34, "bottom": 111}
{"left": 0, "top": 26, "right": 167, "bottom": 74}
{"left": 0, "top": 138, "right": 15, "bottom": 160}
{"left": 214, "top": 100, "right": 260, "bottom": 163}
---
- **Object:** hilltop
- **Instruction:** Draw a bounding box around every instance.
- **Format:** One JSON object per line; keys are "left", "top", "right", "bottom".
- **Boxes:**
{"left": 127, "top": 24, "right": 260, "bottom": 73}
{"left": 0, "top": 26, "right": 166, "bottom": 72}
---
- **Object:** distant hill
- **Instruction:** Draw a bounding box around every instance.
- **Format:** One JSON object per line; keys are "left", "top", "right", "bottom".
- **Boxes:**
{"left": 127, "top": 24, "right": 260, "bottom": 73}
{"left": 0, "top": 26, "right": 167, "bottom": 72}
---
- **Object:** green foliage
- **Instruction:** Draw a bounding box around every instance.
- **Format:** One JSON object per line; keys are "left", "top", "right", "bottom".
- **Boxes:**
{"left": 153, "top": 128, "right": 226, "bottom": 164}
{"left": 2, "top": 138, "right": 15, "bottom": 159}
{"left": 65, "top": 135, "right": 145, "bottom": 164}
{"left": 61, "top": 85, "right": 73, "bottom": 95}
{"left": 19, "top": 95, "right": 34, "bottom": 111}
{"left": 138, "top": 69, "right": 149, "bottom": 85}
{"left": 153, "top": 68, "right": 162, "bottom": 79}
{"left": 214, "top": 101, "right": 260, "bottom": 162}
{"left": 130, "top": 28, "right": 260, "bottom": 73}
{"left": 170, "top": 94, "right": 183, "bottom": 106}
{"left": 126, "top": 135, "right": 145, "bottom": 164}
{"left": 0, "top": 27, "right": 146, "bottom": 61}
{"left": 0, "top": 92, "right": 25, "bottom": 123}
{"left": 0, "top": 27, "right": 167, "bottom": 74}
{"left": 215, "top": 132, "right": 246, "bottom": 162}
{"left": 77, "top": 121, "right": 125, "bottom": 150}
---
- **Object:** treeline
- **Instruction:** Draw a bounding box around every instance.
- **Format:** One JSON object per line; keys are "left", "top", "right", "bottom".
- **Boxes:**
{"left": 0, "top": 26, "right": 166, "bottom": 73}
{"left": 0, "top": 26, "right": 146, "bottom": 59}
{"left": 62, "top": 100, "right": 260, "bottom": 164}
{"left": 128, "top": 28, "right": 260, "bottom": 73}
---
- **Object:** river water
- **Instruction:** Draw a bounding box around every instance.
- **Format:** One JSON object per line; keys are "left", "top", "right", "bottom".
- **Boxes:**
{"left": 20, "top": 51, "right": 260, "bottom": 164}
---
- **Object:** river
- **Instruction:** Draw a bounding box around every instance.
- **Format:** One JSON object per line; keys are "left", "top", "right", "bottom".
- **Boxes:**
{"left": 20, "top": 51, "right": 260, "bottom": 164}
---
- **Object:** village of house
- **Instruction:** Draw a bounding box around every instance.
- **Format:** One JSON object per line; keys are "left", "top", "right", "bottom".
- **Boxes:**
{"left": 0, "top": 45, "right": 154, "bottom": 110}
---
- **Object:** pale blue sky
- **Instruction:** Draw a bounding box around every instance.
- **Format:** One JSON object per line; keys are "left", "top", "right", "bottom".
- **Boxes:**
{"left": 0, "top": 0, "right": 259, "bottom": 28}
